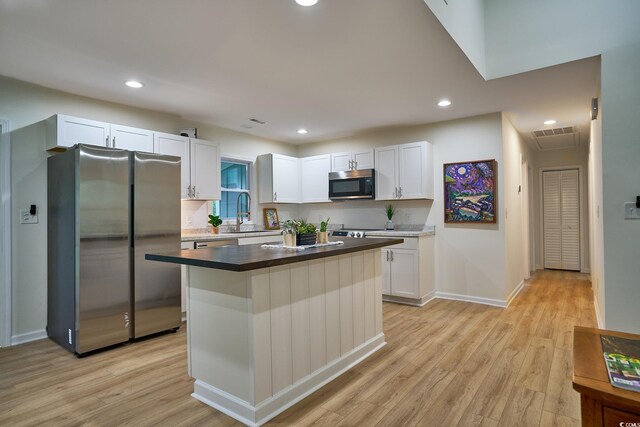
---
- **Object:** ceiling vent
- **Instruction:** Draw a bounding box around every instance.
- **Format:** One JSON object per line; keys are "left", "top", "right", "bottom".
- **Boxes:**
{"left": 531, "top": 126, "right": 578, "bottom": 150}
{"left": 249, "top": 118, "right": 266, "bottom": 125}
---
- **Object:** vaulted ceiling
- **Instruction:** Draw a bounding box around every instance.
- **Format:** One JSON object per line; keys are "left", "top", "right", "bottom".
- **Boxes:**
{"left": 0, "top": 0, "right": 599, "bottom": 145}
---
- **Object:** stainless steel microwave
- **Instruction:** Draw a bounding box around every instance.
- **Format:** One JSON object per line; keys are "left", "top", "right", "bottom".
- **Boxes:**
{"left": 328, "top": 169, "right": 375, "bottom": 200}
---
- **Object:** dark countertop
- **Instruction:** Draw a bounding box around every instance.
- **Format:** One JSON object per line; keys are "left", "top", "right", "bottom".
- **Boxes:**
{"left": 146, "top": 237, "right": 404, "bottom": 272}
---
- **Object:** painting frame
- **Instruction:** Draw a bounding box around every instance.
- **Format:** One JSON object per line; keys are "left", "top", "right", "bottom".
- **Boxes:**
{"left": 443, "top": 159, "right": 497, "bottom": 224}
{"left": 263, "top": 208, "right": 280, "bottom": 230}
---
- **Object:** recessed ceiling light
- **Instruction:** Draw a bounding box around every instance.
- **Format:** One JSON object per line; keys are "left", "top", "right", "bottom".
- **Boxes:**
{"left": 297, "top": 129, "right": 308, "bottom": 134}
{"left": 295, "top": 0, "right": 318, "bottom": 5}
{"left": 437, "top": 99, "right": 452, "bottom": 107}
{"left": 125, "top": 80, "right": 144, "bottom": 88}
{"left": 544, "top": 119, "right": 557, "bottom": 125}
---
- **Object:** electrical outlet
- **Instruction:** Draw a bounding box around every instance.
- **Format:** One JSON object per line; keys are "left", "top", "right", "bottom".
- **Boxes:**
{"left": 19, "top": 209, "right": 38, "bottom": 224}
{"left": 624, "top": 202, "right": 640, "bottom": 219}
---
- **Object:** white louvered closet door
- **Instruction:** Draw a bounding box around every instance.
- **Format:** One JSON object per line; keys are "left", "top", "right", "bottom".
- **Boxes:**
{"left": 543, "top": 170, "right": 580, "bottom": 271}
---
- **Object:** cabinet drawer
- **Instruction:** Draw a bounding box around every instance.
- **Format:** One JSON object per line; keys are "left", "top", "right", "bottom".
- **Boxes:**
{"left": 367, "top": 236, "right": 418, "bottom": 250}
{"left": 603, "top": 406, "right": 640, "bottom": 425}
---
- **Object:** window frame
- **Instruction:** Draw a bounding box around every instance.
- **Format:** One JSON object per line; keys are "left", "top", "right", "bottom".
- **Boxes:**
{"left": 216, "top": 155, "right": 253, "bottom": 222}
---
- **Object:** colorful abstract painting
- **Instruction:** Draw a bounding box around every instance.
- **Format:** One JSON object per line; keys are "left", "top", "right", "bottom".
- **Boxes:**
{"left": 444, "top": 159, "right": 497, "bottom": 223}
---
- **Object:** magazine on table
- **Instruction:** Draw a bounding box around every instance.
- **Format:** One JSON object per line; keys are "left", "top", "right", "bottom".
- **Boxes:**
{"left": 601, "top": 334, "right": 640, "bottom": 393}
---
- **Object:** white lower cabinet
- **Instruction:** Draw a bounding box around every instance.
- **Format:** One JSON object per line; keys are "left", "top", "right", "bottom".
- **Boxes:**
{"left": 374, "top": 236, "right": 434, "bottom": 306}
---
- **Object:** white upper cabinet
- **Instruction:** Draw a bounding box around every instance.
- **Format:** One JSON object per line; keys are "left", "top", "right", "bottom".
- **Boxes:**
{"left": 257, "top": 154, "right": 300, "bottom": 203}
{"left": 374, "top": 141, "right": 433, "bottom": 200}
{"left": 111, "top": 124, "right": 154, "bottom": 152}
{"left": 374, "top": 145, "right": 399, "bottom": 200}
{"left": 154, "top": 133, "right": 220, "bottom": 200}
{"left": 154, "top": 132, "right": 190, "bottom": 199}
{"left": 190, "top": 139, "right": 220, "bottom": 200}
{"left": 300, "top": 154, "right": 331, "bottom": 203}
{"left": 398, "top": 141, "right": 433, "bottom": 199}
{"left": 46, "top": 114, "right": 110, "bottom": 150}
{"left": 330, "top": 149, "right": 374, "bottom": 172}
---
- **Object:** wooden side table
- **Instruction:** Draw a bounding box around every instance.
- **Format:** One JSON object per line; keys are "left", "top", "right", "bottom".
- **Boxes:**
{"left": 573, "top": 326, "right": 640, "bottom": 426}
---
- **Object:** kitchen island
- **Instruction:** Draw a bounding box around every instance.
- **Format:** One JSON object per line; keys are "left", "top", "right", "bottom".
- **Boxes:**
{"left": 146, "top": 237, "right": 402, "bottom": 426}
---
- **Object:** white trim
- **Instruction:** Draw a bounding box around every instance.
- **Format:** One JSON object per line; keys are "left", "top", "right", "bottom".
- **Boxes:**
{"left": 192, "top": 334, "right": 386, "bottom": 427}
{"left": 382, "top": 290, "right": 436, "bottom": 307}
{"left": 505, "top": 280, "right": 525, "bottom": 307}
{"left": 434, "top": 291, "right": 508, "bottom": 308}
{"left": 0, "top": 117, "right": 11, "bottom": 348}
{"left": 11, "top": 329, "right": 47, "bottom": 346}
{"left": 538, "top": 165, "right": 586, "bottom": 272}
{"left": 581, "top": 267, "right": 591, "bottom": 274}
{"left": 593, "top": 291, "right": 604, "bottom": 329}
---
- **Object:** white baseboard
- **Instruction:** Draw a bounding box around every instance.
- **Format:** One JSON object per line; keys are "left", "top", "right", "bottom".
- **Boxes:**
{"left": 505, "top": 280, "right": 525, "bottom": 307}
{"left": 383, "top": 290, "right": 436, "bottom": 307}
{"left": 192, "top": 334, "right": 386, "bottom": 427}
{"left": 11, "top": 329, "right": 47, "bottom": 346}
{"left": 435, "top": 291, "right": 508, "bottom": 308}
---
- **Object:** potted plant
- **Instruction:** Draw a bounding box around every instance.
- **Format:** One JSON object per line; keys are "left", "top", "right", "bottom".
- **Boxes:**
{"left": 281, "top": 219, "right": 297, "bottom": 247}
{"left": 317, "top": 217, "right": 330, "bottom": 244}
{"left": 384, "top": 204, "right": 396, "bottom": 230}
{"left": 207, "top": 214, "right": 223, "bottom": 234}
{"left": 294, "top": 219, "right": 317, "bottom": 246}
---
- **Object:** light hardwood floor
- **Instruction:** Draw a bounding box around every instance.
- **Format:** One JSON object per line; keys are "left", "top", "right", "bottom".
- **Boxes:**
{"left": 0, "top": 270, "right": 595, "bottom": 426}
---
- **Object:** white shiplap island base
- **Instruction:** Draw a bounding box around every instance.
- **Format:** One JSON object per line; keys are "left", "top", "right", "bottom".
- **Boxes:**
{"left": 185, "top": 249, "right": 385, "bottom": 426}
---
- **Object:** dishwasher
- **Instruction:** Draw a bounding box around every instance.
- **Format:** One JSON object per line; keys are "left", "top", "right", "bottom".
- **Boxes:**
{"left": 193, "top": 239, "right": 238, "bottom": 249}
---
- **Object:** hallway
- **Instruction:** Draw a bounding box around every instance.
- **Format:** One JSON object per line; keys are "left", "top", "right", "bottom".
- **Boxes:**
{"left": 0, "top": 270, "right": 596, "bottom": 426}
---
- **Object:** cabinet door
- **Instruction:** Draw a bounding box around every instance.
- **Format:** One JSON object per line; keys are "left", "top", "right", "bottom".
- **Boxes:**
{"left": 381, "top": 249, "right": 392, "bottom": 295}
{"left": 58, "top": 115, "right": 110, "bottom": 148}
{"left": 398, "top": 141, "right": 432, "bottom": 199}
{"left": 272, "top": 154, "right": 300, "bottom": 203}
{"left": 111, "top": 124, "right": 154, "bottom": 152}
{"left": 374, "top": 145, "right": 398, "bottom": 200}
{"left": 190, "top": 139, "right": 220, "bottom": 200}
{"left": 353, "top": 149, "right": 374, "bottom": 170}
{"left": 153, "top": 132, "right": 190, "bottom": 199}
{"left": 331, "top": 152, "right": 353, "bottom": 172}
{"left": 389, "top": 249, "right": 419, "bottom": 298}
{"left": 301, "top": 154, "right": 331, "bottom": 203}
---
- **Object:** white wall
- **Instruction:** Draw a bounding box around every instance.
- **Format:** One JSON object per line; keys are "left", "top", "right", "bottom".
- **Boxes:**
{"left": 0, "top": 76, "right": 297, "bottom": 340}
{"left": 423, "top": 0, "right": 486, "bottom": 78}
{"left": 298, "top": 113, "right": 507, "bottom": 302}
{"left": 484, "top": 0, "right": 640, "bottom": 79}
{"left": 501, "top": 114, "right": 533, "bottom": 299}
{"left": 531, "top": 146, "right": 590, "bottom": 273}
{"left": 588, "top": 91, "right": 604, "bottom": 328}
{"left": 601, "top": 42, "right": 640, "bottom": 334}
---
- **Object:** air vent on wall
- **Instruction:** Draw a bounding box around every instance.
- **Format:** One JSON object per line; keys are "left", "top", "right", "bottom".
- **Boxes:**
{"left": 531, "top": 126, "right": 578, "bottom": 151}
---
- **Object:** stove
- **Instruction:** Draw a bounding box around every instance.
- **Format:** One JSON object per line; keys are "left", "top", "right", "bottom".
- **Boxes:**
{"left": 330, "top": 228, "right": 384, "bottom": 238}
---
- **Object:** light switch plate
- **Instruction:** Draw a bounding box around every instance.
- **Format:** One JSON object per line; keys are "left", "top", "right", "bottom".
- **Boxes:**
{"left": 19, "top": 209, "right": 38, "bottom": 224}
{"left": 624, "top": 202, "right": 640, "bottom": 219}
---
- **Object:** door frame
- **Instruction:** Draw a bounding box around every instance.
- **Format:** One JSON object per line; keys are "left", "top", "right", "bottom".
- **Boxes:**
{"left": 521, "top": 156, "right": 531, "bottom": 279}
{"left": 0, "top": 117, "right": 11, "bottom": 347}
{"left": 539, "top": 165, "right": 587, "bottom": 272}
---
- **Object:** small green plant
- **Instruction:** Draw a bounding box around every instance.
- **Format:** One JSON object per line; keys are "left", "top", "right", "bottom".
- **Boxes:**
{"left": 319, "top": 217, "right": 330, "bottom": 233}
{"left": 294, "top": 219, "right": 317, "bottom": 234}
{"left": 281, "top": 219, "right": 297, "bottom": 235}
{"left": 384, "top": 204, "right": 396, "bottom": 220}
{"left": 207, "top": 214, "right": 222, "bottom": 228}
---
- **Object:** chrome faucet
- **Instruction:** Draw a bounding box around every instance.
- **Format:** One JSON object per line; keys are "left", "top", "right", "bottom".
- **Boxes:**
{"left": 236, "top": 192, "right": 252, "bottom": 232}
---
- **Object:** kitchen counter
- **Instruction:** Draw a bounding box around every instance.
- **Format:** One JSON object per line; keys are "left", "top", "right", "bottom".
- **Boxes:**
{"left": 366, "top": 229, "right": 435, "bottom": 237}
{"left": 148, "top": 237, "right": 403, "bottom": 271}
{"left": 146, "top": 236, "right": 399, "bottom": 426}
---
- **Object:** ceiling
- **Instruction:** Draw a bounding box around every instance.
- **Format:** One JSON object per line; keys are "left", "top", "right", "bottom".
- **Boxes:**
{"left": 0, "top": 0, "right": 600, "bottom": 146}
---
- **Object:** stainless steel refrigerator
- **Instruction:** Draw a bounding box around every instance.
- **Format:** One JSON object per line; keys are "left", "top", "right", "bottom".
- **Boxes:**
{"left": 47, "top": 144, "right": 181, "bottom": 356}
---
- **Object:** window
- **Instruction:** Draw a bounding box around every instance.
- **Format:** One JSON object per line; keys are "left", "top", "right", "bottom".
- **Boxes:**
{"left": 214, "top": 158, "right": 250, "bottom": 220}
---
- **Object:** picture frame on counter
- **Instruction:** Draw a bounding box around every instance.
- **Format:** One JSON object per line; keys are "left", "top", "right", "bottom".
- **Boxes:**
{"left": 263, "top": 208, "right": 280, "bottom": 230}
{"left": 444, "top": 159, "right": 497, "bottom": 224}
